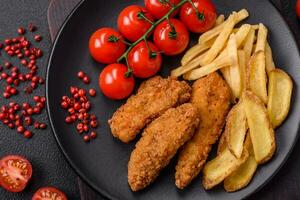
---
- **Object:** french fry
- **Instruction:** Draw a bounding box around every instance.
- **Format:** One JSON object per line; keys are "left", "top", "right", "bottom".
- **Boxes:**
{"left": 238, "top": 50, "right": 247, "bottom": 92}
{"left": 224, "top": 133, "right": 258, "bottom": 192}
{"left": 173, "top": 24, "right": 250, "bottom": 78}
{"left": 226, "top": 101, "right": 247, "bottom": 158}
{"left": 172, "top": 53, "right": 206, "bottom": 77}
{"left": 183, "top": 55, "right": 231, "bottom": 80}
{"left": 235, "top": 24, "right": 251, "bottom": 47}
{"left": 199, "top": 9, "right": 249, "bottom": 44}
{"left": 215, "top": 14, "right": 225, "bottom": 26}
{"left": 220, "top": 25, "right": 250, "bottom": 89}
{"left": 265, "top": 42, "right": 276, "bottom": 75}
{"left": 202, "top": 148, "right": 249, "bottom": 190}
{"left": 267, "top": 69, "right": 293, "bottom": 128}
{"left": 233, "top": 25, "right": 258, "bottom": 33}
{"left": 247, "top": 51, "right": 268, "bottom": 104}
{"left": 201, "top": 13, "right": 237, "bottom": 65}
{"left": 251, "top": 24, "right": 259, "bottom": 30}
{"left": 243, "top": 28, "right": 255, "bottom": 64}
{"left": 220, "top": 67, "right": 232, "bottom": 91}
{"left": 180, "top": 39, "right": 213, "bottom": 66}
{"left": 255, "top": 23, "right": 268, "bottom": 53}
{"left": 243, "top": 90, "right": 276, "bottom": 164}
{"left": 227, "top": 34, "right": 242, "bottom": 98}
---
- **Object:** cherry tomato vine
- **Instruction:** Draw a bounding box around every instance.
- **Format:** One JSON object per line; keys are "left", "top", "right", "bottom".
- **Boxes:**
{"left": 115, "top": 0, "right": 204, "bottom": 76}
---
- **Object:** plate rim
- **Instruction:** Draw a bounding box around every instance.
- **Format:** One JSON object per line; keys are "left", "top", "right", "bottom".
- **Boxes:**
{"left": 45, "top": 0, "right": 300, "bottom": 199}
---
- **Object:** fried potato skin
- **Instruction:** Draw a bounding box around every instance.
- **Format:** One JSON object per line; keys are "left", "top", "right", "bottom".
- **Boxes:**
{"left": 128, "top": 103, "right": 199, "bottom": 191}
{"left": 175, "top": 73, "right": 232, "bottom": 189}
{"left": 109, "top": 76, "right": 191, "bottom": 143}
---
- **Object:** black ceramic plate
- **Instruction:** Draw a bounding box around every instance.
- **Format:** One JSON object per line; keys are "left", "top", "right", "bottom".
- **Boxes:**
{"left": 46, "top": 0, "right": 300, "bottom": 199}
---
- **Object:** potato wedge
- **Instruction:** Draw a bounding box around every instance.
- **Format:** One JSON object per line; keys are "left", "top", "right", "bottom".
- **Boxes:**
{"left": 201, "top": 13, "right": 236, "bottom": 66}
{"left": 199, "top": 9, "right": 249, "bottom": 44}
{"left": 215, "top": 14, "right": 225, "bottom": 26}
{"left": 224, "top": 133, "right": 258, "bottom": 192}
{"left": 226, "top": 101, "right": 247, "bottom": 158}
{"left": 243, "top": 90, "right": 276, "bottom": 164}
{"left": 180, "top": 39, "right": 214, "bottom": 66}
{"left": 202, "top": 148, "right": 249, "bottom": 190}
{"left": 228, "top": 34, "right": 242, "bottom": 98}
{"left": 247, "top": 51, "right": 268, "bottom": 104}
{"left": 243, "top": 27, "right": 255, "bottom": 64}
{"left": 265, "top": 42, "right": 276, "bottom": 75}
{"left": 217, "top": 130, "right": 228, "bottom": 155}
{"left": 267, "top": 69, "right": 293, "bottom": 128}
{"left": 238, "top": 50, "right": 247, "bottom": 92}
{"left": 255, "top": 23, "right": 268, "bottom": 53}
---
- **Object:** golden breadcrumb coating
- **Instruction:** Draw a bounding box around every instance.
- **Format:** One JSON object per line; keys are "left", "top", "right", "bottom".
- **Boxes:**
{"left": 128, "top": 103, "right": 199, "bottom": 191}
{"left": 109, "top": 76, "right": 191, "bottom": 143}
{"left": 175, "top": 72, "right": 232, "bottom": 189}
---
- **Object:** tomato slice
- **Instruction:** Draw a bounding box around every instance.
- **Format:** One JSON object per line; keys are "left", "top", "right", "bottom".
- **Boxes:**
{"left": 0, "top": 155, "right": 32, "bottom": 192}
{"left": 32, "top": 186, "right": 68, "bottom": 200}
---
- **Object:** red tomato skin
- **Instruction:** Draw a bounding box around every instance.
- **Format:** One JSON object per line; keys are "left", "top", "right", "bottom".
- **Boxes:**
{"left": 89, "top": 28, "right": 126, "bottom": 64}
{"left": 0, "top": 155, "right": 32, "bottom": 193}
{"left": 128, "top": 41, "right": 162, "bottom": 78}
{"left": 144, "top": 0, "right": 181, "bottom": 19}
{"left": 99, "top": 63, "right": 135, "bottom": 100}
{"left": 180, "top": 0, "right": 217, "bottom": 33}
{"left": 296, "top": 0, "right": 300, "bottom": 19}
{"left": 32, "top": 186, "right": 68, "bottom": 200}
{"left": 117, "top": 5, "right": 154, "bottom": 42}
{"left": 153, "top": 18, "right": 190, "bottom": 56}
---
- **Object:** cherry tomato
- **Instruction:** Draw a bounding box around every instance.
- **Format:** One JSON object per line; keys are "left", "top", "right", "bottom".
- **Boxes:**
{"left": 180, "top": 0, "right": 217, "bottom": 33}
{"left": 144, "top": 0, "right": 181, "bottom": 19}
{"left": 128, "top": 41, "right": 162, "bottom": 78}
{"left": 32, "top": 186, "right": 67, "bottom": 200}
{"left": 99, "top": 63, "right": 135, "bottom": 100}
{"left": 296, "top": 0, "right": 300, "bottom": 19}
{"left": 89, "top": 28, "right": 126, "bottom": 64}
{"left": 0, "top": 155, "right": 32, "bottom": 193}
{"left": 117, "top": 5, "right": 154, "bottom": 42}
{"left": 153, "top": 18, "right": 189, "bottom": 56}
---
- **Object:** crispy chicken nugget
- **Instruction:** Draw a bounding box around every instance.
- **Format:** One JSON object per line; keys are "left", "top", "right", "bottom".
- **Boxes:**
{"left": 128, "top": 103, "right": 199, "bottom": 191}
{"left": 175, "top": 72, "right": 232, "bottom": 189}
{"left": 109, "top": 76, "right": 191, "bottom": 143}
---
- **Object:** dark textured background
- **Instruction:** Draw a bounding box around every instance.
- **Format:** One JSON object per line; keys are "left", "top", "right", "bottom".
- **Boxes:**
{"left": 0, "top": 0, "right": 300, "bottom": 199}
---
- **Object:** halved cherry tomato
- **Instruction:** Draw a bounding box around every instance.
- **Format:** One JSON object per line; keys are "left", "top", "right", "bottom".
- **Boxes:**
{"left": 153, "top": 18, "right": 189, "bottom": 56}
{"left": 180, "top": 0, "right": 217, "bottom": 33}
{"left": 99, "top": 63, "right": 135, "bottom": 100}
{"left": 89, "top": 28, "right": 126, "bottom": 64}
{"left": 128, "top": 41, "right": 162, "bottom": 78}
{"left": 144, "top": 0, "right": 180, "bottom": 19}
{"left": 296, "top": 0, "right": 300, "bottom": 19}
{"left": 117, "top": 5, "right": 154, "bottom": 42}
{"left": 0, "top": 155, "right": 32, "bottom": 193}
{"left": 32, "top": 186, "right": 67, "bottom": 200}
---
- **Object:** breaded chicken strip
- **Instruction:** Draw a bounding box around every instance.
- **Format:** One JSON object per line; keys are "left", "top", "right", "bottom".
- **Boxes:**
{"left": 109, "top": 76, "right": 191, "bottom": 143}
{"left": 128, "top": 103, "right": 199, "bottom": 191}
{"left": 175, "top": 72, "right": 232, "bottom": 189}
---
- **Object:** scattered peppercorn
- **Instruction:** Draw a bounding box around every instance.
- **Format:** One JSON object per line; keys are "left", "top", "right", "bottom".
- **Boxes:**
{"left": 60, "top": 84, "right": 99, "bottom": 142}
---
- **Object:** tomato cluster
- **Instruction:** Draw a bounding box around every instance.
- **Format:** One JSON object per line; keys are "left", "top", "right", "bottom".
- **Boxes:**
{"left": 89, "top": 0, "right": 217, "bottom": 100}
